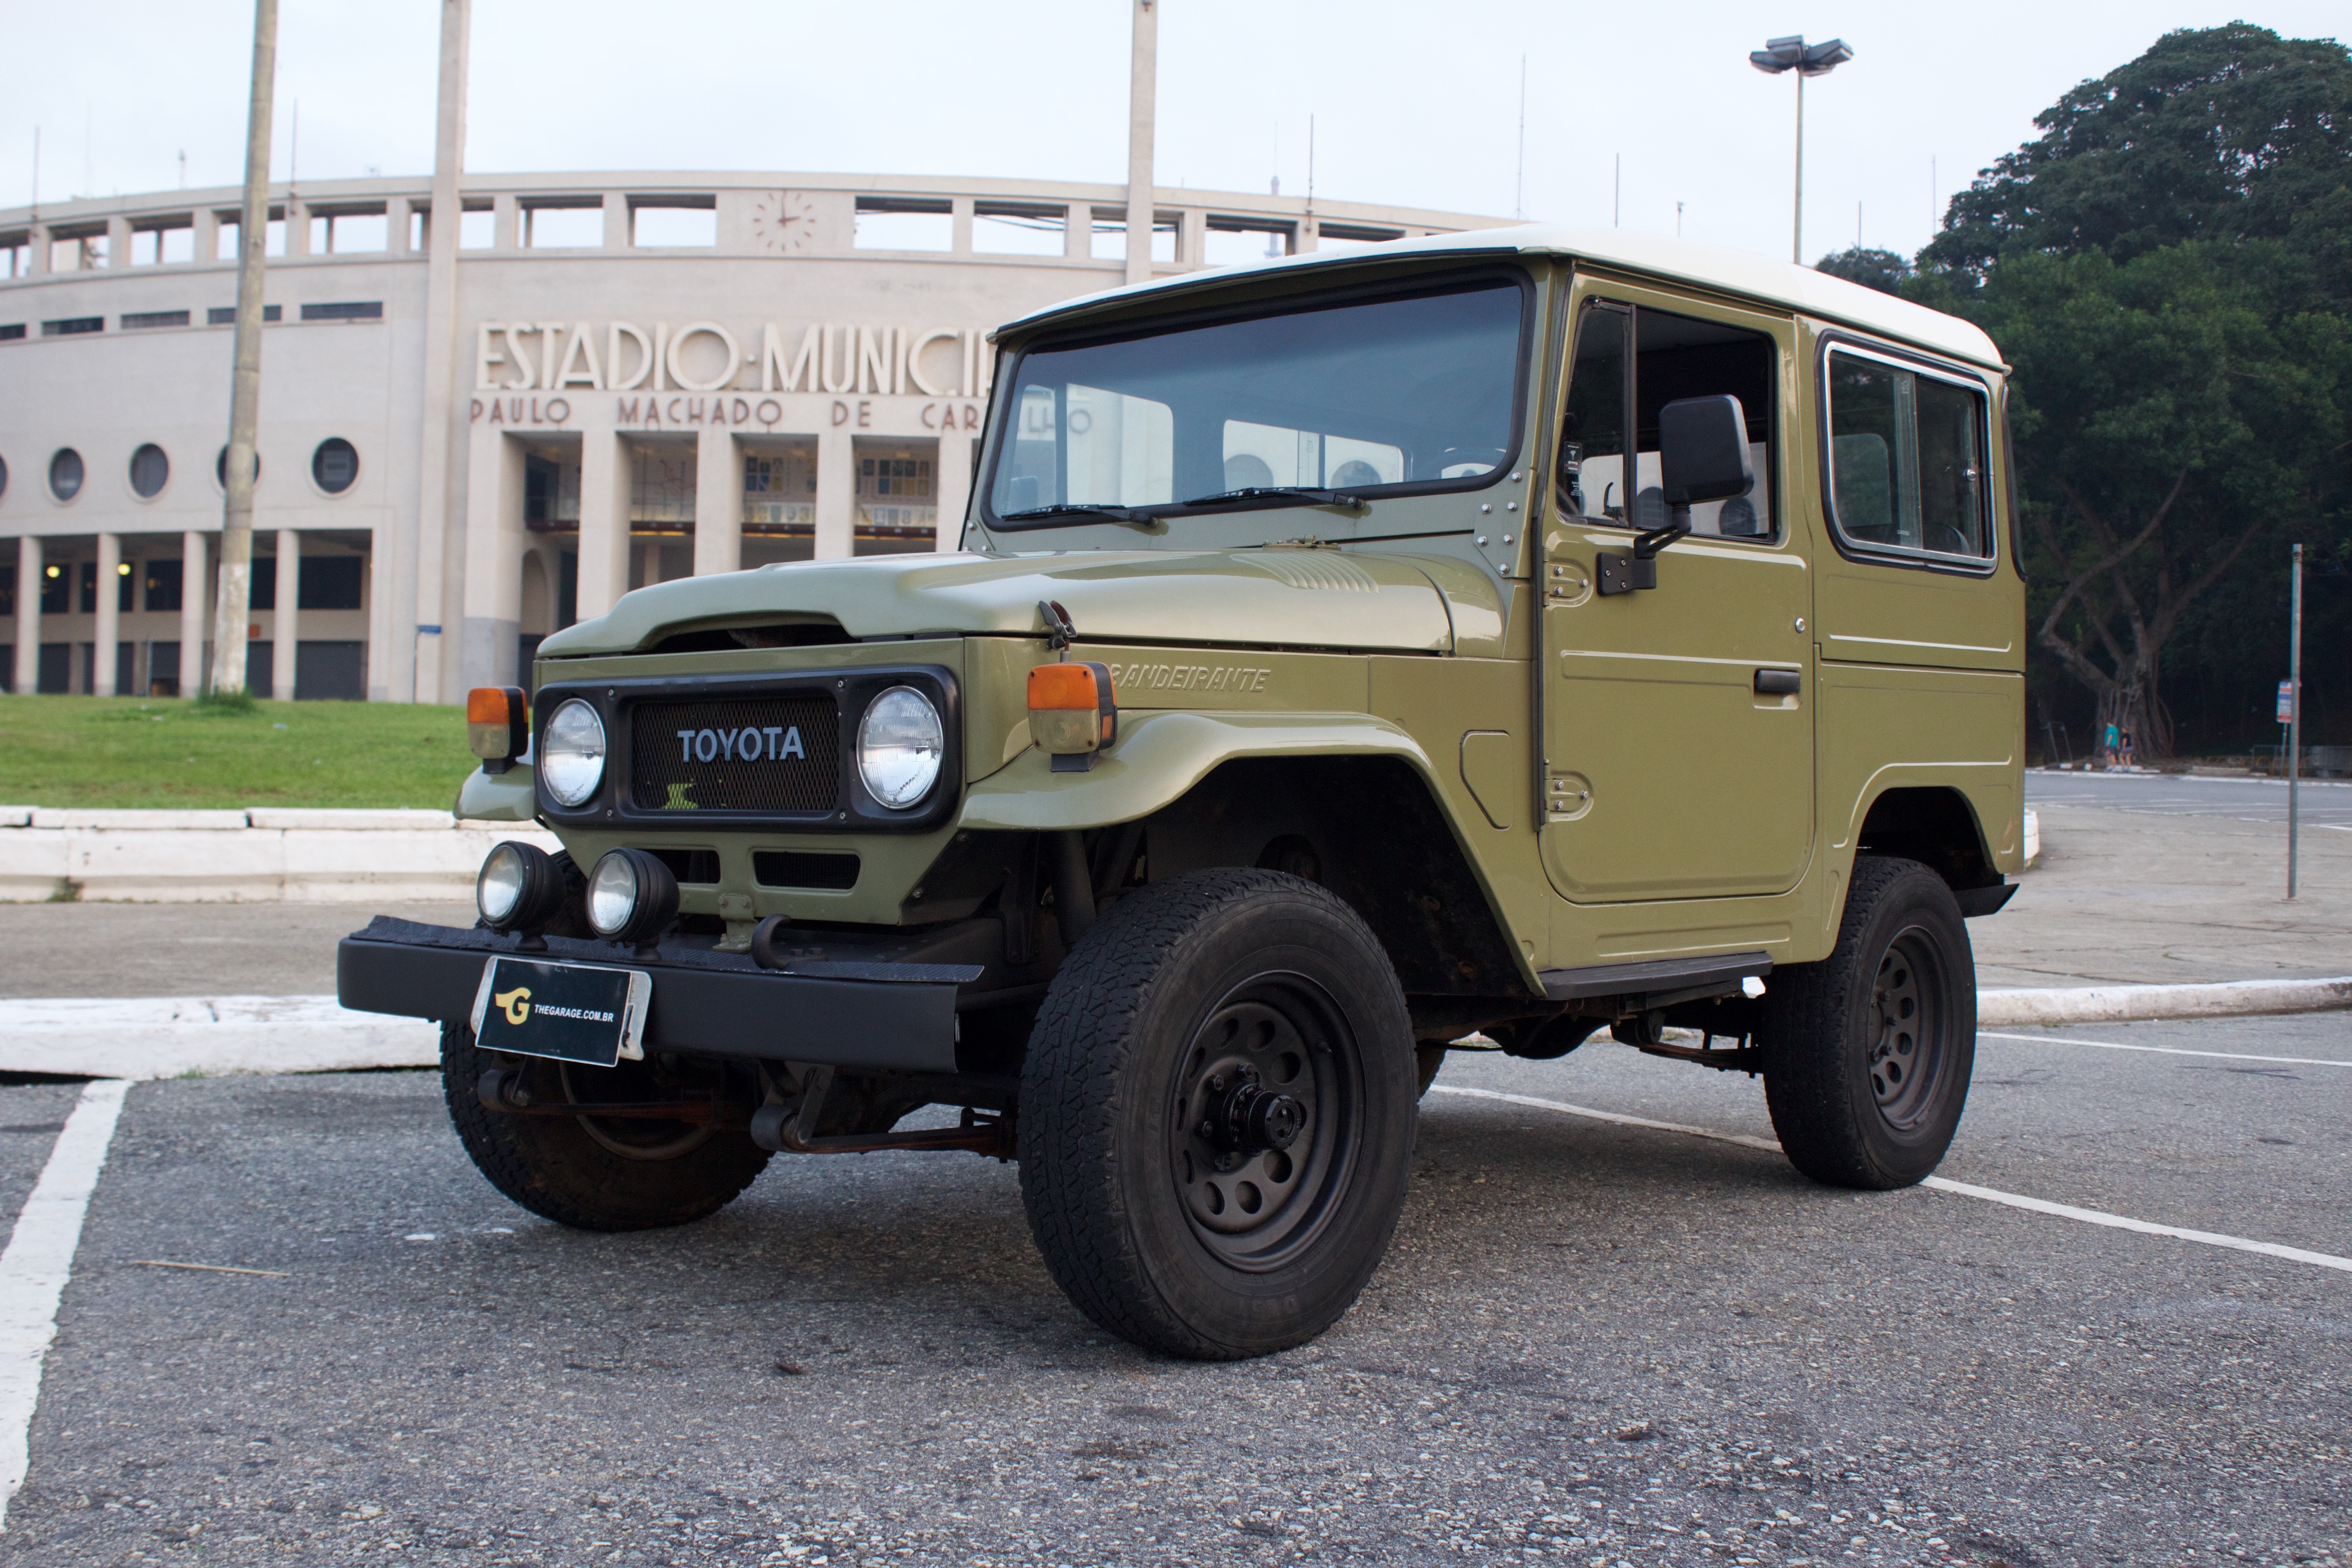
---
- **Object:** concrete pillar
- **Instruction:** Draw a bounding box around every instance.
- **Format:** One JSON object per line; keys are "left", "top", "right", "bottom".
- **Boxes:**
{"left": 494, "top": 193, "right": 519, "bottom": 251}
{"left": 934, "top": 432, "right": 971, "bottom": 553}
{"left": 180, "top": 532, "right": 208, "bottom": 695}
{"left": 1123, "top": 0, "right": 1159, "bottom": 287}
{"left": 639, "top": 540, "right": 662, "bottom": 588}
{"left": 273, "top": 531, "right": 300, "bottom": 700}
{"left": 93, "top": 534, "right": 120, "bottom": 696}
{"left": 1064, "top": 204, "right": 1088, "bottom": 260}
{"left": 106, "top": 216, "right": 131, "bottom": 268}
{"left": 284, "top": 199, "right": 309, "bottom": 257}
{"left": 11, "top": 536, "right": 38, "bottom": 695}
{"left": 460, "top": 429, "right": 525, "bottom": 690}
{"left": 602, "top": 191, "right": 628, "bottom": 251}
{"left": 950, "top": 196, "right": 974, "bottom": 255}
{"left": 27, "top": 225, "right": 47, "bottom": 277}
{"left": 576, "top": 432, "right": 632, "bottom": 619}
{"left": 410, "top": 0, "right": 473, "bottom": 706}
{"left": 814, "top": 429, "right": 856, "bottom": 560}
{"left": 693, "top": 427, "right": 740, "bottom": 577}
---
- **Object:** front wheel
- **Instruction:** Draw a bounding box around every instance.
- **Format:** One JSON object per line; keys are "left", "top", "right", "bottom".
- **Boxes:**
{"left": 1017, "top": 869, "right": 1418, "bottom": 1359}
{"left": 1760, "top": 856, "right": 1976, "bottom": 1189}
{"left": 441, "top": 1024, "right": 772, "bottom": 1231}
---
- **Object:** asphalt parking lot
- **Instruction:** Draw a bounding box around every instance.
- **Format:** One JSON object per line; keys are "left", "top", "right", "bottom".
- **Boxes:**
{"left": 0, "top": 1014, "right": 2342, "bottom": 1568}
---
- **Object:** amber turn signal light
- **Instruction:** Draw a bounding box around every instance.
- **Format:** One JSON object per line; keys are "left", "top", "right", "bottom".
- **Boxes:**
{"left": 1028, "top": 662, "right": 1117, "bottom": 772}
{"left": 468, "top": 686, "right": 529, "bottom": 771}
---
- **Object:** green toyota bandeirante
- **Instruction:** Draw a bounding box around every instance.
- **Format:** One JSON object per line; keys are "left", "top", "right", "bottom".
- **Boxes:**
{"left": 340, "top": 226, "right": 2024, "bottom": 1360}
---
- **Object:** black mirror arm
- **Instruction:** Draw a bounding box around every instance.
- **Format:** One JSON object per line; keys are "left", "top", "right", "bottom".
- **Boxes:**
{"left": 1633, "top": 503, "right": 1692, "bottom": 560}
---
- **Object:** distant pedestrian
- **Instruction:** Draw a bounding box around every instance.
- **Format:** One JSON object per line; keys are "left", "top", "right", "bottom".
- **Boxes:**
{"left": 2102, "top": 721, "right": 2120, "bottom": 769}
{"left": 2119, "top": 728, "right": 2135, "bottom": 769}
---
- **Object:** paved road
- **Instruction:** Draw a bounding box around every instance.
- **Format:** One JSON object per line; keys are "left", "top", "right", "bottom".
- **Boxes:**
{"left": 2028, "top": 770, "right": 2352, "bottom": 828}
{"left": 0, "top": 1014, "right": 2344, "bottom": 1567}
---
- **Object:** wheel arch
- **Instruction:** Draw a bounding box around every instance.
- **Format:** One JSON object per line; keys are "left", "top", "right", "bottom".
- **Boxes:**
{"left": 1849, "top": 784, "right": 2001, "bottom": 894}
{"left": 1135, "top": 753, "right": 1535, "bottom": 1001}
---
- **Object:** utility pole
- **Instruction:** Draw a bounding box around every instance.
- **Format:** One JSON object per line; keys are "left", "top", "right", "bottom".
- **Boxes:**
{"left": 1514, "top": 55, "right": 1526, "bottom": 221}
{"left": 2287, "top": 542, "right": 2303, "bottom": 899}
{"left": 210, "top": 0, "right": 279, "bottom": 697}
{"left": 1122, "top": 0, "right": 1158, "bottom": 288}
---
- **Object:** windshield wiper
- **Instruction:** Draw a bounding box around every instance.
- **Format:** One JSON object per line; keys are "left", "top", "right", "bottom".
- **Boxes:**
{"left": 997, "top": 503, "right": 1161, "bottom": 530}
{"left": 1181, "top": 486, "right": 1366, "bottom": 513}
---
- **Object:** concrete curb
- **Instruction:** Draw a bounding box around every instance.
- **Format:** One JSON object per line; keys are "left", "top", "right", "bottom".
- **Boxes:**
{"left": 0, "top": 806, "right": 557, "bottom": 904}
{"left": 0, "top": 996, "right": 441, "bottom": 1079}
{"left": 5, "top": 974, "right": 2345, "bottom": 1081}
{"left": 1977, "top": 977, "right": 2352, "bottom": 1027}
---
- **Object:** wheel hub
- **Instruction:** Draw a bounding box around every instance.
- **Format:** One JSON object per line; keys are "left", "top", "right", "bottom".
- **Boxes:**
{"left": 1169, "top": 985, "right": 1357, "bottom": 1265}
{"left": 1198, "top": 1065, "right": 1305, "bottom": 1166}
{"left": 1866, "top": 929, "right": 1945, "bottom": 1132}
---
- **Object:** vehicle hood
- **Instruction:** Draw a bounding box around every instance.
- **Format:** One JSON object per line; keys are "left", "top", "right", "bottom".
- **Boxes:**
{"left": 536, "top": 549, "right": 1496, "bottom": 657}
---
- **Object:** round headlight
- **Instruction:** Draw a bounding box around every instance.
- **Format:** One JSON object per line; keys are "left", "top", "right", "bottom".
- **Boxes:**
{"left": 586, "top": 848, "right": 678, "bottom": 945}
{"left": 540, "top": 697, "right": 607, "bottom": 808}
{"left": 857, "top": 686, "right": 944, "bottom": 810}
{"left": 476, "top": 843, "right": 528, "bottom": 925}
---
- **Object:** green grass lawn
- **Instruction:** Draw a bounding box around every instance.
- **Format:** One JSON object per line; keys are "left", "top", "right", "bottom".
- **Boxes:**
{"left": 0, "top": 695, "right": 479, "bottom": 810}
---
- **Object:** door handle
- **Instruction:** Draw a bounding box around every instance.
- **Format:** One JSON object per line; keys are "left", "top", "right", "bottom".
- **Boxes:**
{"left": 1754, "top": 668, "right": 1801, "bottom": 696}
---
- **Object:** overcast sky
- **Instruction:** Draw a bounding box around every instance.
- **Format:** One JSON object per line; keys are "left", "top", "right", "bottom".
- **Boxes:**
{"left": 2, "top": 1, "right": 2344, "bottom": 266}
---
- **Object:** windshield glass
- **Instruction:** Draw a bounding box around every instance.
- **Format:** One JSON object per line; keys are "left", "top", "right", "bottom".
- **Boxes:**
{"left": 986, "top": 274, "right": 1528, "bottom": 526}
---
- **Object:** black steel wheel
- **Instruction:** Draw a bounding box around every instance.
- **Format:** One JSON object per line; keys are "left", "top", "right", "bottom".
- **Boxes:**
{"left": 1760, "top": 856, "right": 1976, "bottom": 1189}
{"left": 440, "top": 1024, "right": 770, "bottom": 1231}
{"left": 1019, "top": 868, "right": 1417, "bottom": 1360}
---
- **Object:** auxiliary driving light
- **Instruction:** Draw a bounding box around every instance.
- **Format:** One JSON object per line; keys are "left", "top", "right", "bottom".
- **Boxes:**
{"left": 856, "top": 686, "right": 945, "bottom": 809}
{"left": 467, "top": 686, "right": 529, "bottom": 772}
{"left": 586, "top": 848, "right": 680, "bottom": 946}
{"left": 539, "top": 697, "right": 608, "bottom": 808}
{"left": 475, "top": 840, "right": 573, "bottom": 932}
{"left": 1027, "top": 662, "right": 1117, "bottom": 772}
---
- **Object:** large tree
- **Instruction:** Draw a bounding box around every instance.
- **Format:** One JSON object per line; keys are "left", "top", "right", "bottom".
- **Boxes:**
{"left": 1950, "top": 242, "right": 2347, "bottom": 758}
{"left": 1912, "top": 24, "right": 2352, "bottom": 758}
{"left": 1925, "top": 23, "right": 2352, "bottom": 282}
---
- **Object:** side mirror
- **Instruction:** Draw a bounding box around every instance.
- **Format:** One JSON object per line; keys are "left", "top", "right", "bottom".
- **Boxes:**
{"left": 1595, "top": 394, "right": 1753, "bottom": 596}
{"left": 1660, "top": 394, "right": 1754, "bottom": 510}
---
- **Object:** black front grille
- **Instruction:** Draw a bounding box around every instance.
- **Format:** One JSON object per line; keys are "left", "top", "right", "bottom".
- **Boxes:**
{"left": 629, "top": 694, "right": 838, "bottom": 814}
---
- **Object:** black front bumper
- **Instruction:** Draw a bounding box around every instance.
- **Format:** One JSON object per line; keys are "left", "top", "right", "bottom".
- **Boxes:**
{"left": 337, "top": 916, "right": 979, "bottom": 1074}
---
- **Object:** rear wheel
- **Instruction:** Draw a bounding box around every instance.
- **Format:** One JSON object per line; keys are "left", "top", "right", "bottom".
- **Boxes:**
{"left": 1018, "top": 869, "right": 1417, "bottom": 1360}
{"left": 1760, "top": 856, "right": 1975, "bottom": 1189}
{"left": 441, "top": 1023, "right": 771, "bottom": 1231}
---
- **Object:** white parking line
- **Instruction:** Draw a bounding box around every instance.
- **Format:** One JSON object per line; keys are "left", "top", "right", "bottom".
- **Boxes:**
{"left": 1978, "top": 1030, "right": 2352, "bottom": 1069}
{"left": 0, "top": 1080, "right": 130, "bottom": 1530}
{"left": 1429, "top": 1083, "right": 2352, "bottom": 1276}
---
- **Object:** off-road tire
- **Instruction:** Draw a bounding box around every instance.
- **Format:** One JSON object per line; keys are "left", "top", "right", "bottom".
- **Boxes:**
{"left": 441, "top": 1023, "right": 771, "bottom": 1231}
{"left": 1017, "top": 868, "right": 1418, "bottom": 1360}
{"left": 1760, "top": 856, "right": 1976, "bottom": 1189}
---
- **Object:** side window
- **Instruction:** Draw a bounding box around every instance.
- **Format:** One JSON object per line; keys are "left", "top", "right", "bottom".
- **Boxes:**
{"left": 1559, "top": 299, "right": 1776, "bottom": 540}
{"left": 1825, "top": 348, "right": 1991, "bottom": 561}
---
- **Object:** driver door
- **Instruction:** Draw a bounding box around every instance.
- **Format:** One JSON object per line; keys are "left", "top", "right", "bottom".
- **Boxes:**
{"left": 1539, "top": 282, "right": 1814, "bottom": 903}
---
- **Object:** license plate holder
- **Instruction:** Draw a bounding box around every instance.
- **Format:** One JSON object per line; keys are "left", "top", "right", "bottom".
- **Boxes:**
{"left": 469, "top": 957, "right": 652, "bottom": 1068}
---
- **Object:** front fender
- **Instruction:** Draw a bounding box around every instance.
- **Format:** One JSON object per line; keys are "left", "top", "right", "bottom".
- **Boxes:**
{"left": 958, "top": 711, "right": 1437, "bottom": 831}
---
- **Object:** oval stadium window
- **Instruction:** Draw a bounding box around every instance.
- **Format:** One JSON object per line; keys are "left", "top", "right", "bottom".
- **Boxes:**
{"left": 312, "top": 437, "right": 358, "bottom": 495}
{"left": 129, "top": 443, "right": 170, "bottom": 499}
{"left": 216, "top": 445, "right": 260, "bottom": 487}
{"left": 49, "top": 448, "right": 83, "bottom": 502}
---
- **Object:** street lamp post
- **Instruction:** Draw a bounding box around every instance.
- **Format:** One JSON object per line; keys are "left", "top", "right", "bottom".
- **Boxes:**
{"left": 1749, "top": 34, "right": 1853, "bottom": 265}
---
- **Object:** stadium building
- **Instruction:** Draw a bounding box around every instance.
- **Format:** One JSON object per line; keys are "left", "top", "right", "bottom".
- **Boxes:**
{"left": 0, "top": 169, "right": 1502, "bottom": 704}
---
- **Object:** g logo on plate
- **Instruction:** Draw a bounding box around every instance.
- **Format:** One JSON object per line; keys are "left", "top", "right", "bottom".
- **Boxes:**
{"left": 494, "top": 986, "right": 532, "bottom": 1026}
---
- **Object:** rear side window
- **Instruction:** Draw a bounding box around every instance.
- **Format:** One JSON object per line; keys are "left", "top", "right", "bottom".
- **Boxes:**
{"left": 1825, "top": 346, "right": 1992, "bottom": 564}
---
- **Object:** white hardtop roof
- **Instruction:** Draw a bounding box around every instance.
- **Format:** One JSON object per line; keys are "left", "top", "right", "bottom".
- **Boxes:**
{"left": 996, "top": 223, "right": 2004, "bottom": 372}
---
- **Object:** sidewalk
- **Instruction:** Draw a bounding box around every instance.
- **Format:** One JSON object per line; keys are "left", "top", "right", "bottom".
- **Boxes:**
{"left": 1974, "top": 804, "right": 2349, "bottom": 987}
